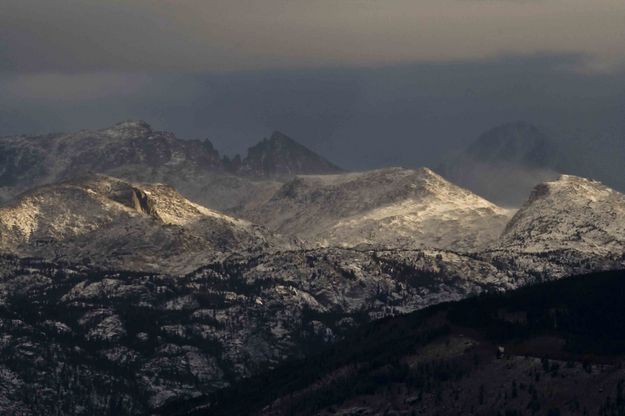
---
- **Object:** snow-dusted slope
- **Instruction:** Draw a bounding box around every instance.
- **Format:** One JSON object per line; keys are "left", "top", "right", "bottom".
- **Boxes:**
{"left": 0, "top": 246, "right": 517, "bottom": 413}
{"left": 498, "top": 174, "right": 625, "bottom": 255}
{"left": 0, "top": 121, "right": 339, "bottom": 211}
{"left": 0, "top": 175, "right": 290, "bottom": 273}
{"left": 242, "top": 167, "right": 515, "bottom": 251}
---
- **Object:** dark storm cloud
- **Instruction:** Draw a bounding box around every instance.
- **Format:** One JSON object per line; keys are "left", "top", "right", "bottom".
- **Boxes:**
{"left": 2, "top": 54, "right": 624, "bottom": 168}
{"left": 1, "top": 0, "right": 624, "bottom": 193}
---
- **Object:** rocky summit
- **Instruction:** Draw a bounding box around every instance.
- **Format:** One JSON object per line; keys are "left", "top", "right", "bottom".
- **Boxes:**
{"left": 499, "top": 174, "right": 625, "bottom": 254}
{"left": 239, "top": 131, "right": 342, "bottom": 177}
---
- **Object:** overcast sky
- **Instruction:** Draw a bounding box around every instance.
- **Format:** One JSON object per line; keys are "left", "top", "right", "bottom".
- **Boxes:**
{"left": 3, "top": 0, "right": 625, "bottom": 73}
{"left": 1, "top": 0, "right": 624, "bottom": 171}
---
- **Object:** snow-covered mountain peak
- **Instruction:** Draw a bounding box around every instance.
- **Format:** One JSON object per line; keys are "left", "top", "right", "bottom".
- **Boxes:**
{"left": 0, "top": 175, "right": 290, "bottom": 272}
{"left": 414, "top": 166, "right": 438, "bottom": 177}
{"left": 0, "top": 174, "right": 242, "bottom": 236}
{"left": 527, "top": 174, "right": 611, "bottom": 202}
{"left": 544, "top": 173, "right": 599, "bottom": 188}
{"left": 242, "top": 167, "right": 514, "bottom": 251}
{"left": 278, "top": 166, "right": 459, "bottom": 198}
{"left": 499, "top": 174, "right": 625, "bottom": 254}
{"left": 411, "top": 166, "right": 471, "bottom": 194}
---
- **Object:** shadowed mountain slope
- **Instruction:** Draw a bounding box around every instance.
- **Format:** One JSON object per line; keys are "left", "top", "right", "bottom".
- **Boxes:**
{"left": 174, "top": 269, "right": 625, "bottom": 416}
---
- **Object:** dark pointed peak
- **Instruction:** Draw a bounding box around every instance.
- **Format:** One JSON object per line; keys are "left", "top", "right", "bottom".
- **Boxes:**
{"left": 475, "top": 120, "right": 546, "bottom": 144}
{"left": 268, "top": 130, "right": 295, "bottom": 142}
{"left": 466, "top": 120, "right": 556, "bottom": 168}
{"left": 247, "top": 131, "right": 312, "bottom": 154}
{"left": 241, "top": 131, "right": 342, "bottom": 177}
{"left": 256, "top": 131, "right": 301, "bottom": 150}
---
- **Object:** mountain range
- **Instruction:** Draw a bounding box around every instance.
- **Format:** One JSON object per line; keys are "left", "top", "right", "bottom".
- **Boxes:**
{"left": 0, "top": 121, "right": 340, "bottom": 211}
{"left": 0, "top": 120, "right": 624, "bottom": 414}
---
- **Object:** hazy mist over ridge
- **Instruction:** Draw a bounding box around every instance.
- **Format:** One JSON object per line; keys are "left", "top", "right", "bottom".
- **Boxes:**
{"left": 1, "top": 0, "right": 624, "bottom": 196}
{"left": 2, "top": 55, "right": 624, "bottom": 179}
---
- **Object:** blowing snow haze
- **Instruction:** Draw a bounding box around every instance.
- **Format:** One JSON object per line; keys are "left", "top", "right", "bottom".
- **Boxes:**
{"left": 2, "top": 1, "right": 625, "bottom": 415}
